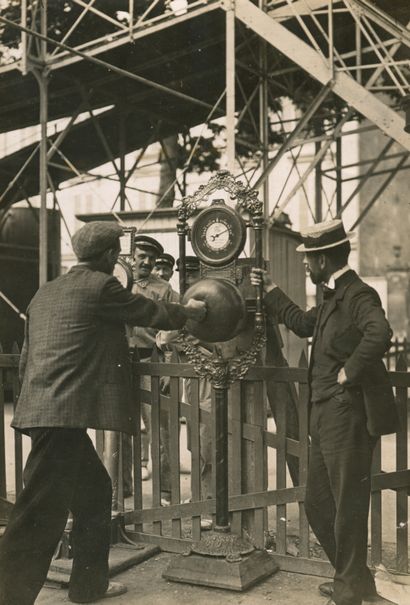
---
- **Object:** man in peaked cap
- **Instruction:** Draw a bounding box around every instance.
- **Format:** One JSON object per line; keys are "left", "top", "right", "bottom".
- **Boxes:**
{"left": 0, "top": 221, "right": 206, "bottom": 605}
{"left": 125, "top": 235, "right": 177, "bottom": 497}
{"left": 152, "top": 253, "right": 176, "bottom": 283}
{"left": 251, "top": 219, "right": 397, "bottom": 605}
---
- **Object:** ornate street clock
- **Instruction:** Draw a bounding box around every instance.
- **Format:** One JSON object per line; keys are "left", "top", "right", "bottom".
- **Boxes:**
{"left": 191, "top": 200, "right": 246, "bottom": 267}
{"left": 165, "top": 171, "right": 277, "bottom": 588}
{"left": 176, "top": 170, "right": 265, "bottom": 346}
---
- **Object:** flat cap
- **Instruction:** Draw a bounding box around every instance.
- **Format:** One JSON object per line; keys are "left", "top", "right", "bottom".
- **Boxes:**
{"left": 176, "top": 256, "right": 200, "bottom": 272}
{"left": 134, "top": 235, "right": 164, "bottom": 257}
{"left": 155, "top": 253, "right": 175, "bottom": 269}
{"left": 72, "top": 221, "right": 123, "bottom": 261}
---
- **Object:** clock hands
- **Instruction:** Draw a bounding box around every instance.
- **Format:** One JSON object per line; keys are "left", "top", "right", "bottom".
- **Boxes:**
{"left": 210, "top": 228, "right": 229, "bottom": 241}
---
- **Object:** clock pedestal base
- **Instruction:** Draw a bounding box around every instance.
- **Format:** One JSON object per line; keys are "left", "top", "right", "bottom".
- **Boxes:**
{"left": 163, "top": 530, "right": 278, "bottom": 591}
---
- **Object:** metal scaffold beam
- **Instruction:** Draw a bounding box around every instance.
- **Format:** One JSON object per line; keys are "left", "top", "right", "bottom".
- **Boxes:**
{"left": 233, "top": 0, "right": 410, "bottom": 151}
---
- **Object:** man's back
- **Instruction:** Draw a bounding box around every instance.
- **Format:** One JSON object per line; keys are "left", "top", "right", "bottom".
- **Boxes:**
{"left": 14, "top": 265, "right": 135, "bottom": 434}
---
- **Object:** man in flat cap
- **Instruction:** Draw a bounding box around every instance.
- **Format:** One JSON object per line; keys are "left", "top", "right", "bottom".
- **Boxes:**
{"left": 251, "top": 219, "right": 397, "bottom": 605}
{"left": 0, "top": 221, "right": 206, "bottom": 605}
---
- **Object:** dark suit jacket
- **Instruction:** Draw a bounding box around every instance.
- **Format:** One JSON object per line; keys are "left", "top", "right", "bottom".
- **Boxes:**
{"left": 13, "top": 265, "right": 187, "bottom": 435}
{"left": 264, "top": 270, "right": 398, "bottom": 436}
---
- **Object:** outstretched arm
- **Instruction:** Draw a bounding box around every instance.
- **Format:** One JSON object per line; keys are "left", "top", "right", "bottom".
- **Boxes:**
{"left": 98, "top": 276, "right": 206, "bottom": 330}
{"left": 250, "top": 268, "right": 317, "bottom": 339}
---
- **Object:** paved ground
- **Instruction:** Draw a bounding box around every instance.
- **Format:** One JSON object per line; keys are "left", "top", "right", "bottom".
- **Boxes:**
{"left": 37, "top": 551, "right": 328, "bottom": 605}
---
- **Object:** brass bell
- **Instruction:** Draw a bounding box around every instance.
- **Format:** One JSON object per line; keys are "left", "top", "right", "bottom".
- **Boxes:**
{"left": 182, "top": 278, "right": 247, "bottom": 343}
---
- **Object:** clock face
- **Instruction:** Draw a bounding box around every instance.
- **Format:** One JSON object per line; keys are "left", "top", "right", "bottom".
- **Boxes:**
{"left": 191, "top": 202, "right": 246, "bottom": 266}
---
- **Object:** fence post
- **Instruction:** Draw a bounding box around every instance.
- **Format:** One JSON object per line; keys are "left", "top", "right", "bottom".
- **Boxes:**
{"left": 11, "top": 343, "right": 23, "bottom": 497}
{"left": 168, "top": 349, "right": 181, "bottom": 538}
{"left": 150, "top": 347, "right": 162, "bottom": 534}
{"left": 395, "top": 352, "right": 408, "bottom": 573}
{"left": 297, "top": 350, "right": 310, "bottom": 558}
{"left": 229, "top": 380, "right": 243, "bottom": 536}
{"left": 0, "top": 342, "right": 6, "bottom": 501}
{"left": 240, "top": 374, "right": 266, "bottom": 549}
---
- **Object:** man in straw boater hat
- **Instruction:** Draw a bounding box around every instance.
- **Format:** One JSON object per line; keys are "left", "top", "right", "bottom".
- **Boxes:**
{"left": 0, "top": 221, "right": 206, "bottom": 605}
{"left": 251, "top": 219, "right": 398, "bottom": 605}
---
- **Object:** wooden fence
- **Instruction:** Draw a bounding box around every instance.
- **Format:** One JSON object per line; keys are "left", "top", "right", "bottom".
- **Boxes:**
{"left": 385, "top": 337, "right": 410, "bottom": 370}
{"left": 0, "top": 348, "right": 409, "bottom": 576}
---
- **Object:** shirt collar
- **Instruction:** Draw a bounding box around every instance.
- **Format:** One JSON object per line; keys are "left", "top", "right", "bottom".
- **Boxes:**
{"left": 327, "top": 265, "right": 350, "bottom": 289}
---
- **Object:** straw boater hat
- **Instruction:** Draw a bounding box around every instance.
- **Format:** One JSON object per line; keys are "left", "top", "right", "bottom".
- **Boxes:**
{"left": 71, "top": 221, "right": 123, "bottom": 260}
{"left": 296, "top": 219, "right": 354, "bottom": 253}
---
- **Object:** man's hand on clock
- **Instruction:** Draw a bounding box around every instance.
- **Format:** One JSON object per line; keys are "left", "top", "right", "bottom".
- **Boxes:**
{"left": 250, "top": 268, "right": 277, "bottom": 293}
{"left": 183, "top": 298, "right": 207, "bottom": 322}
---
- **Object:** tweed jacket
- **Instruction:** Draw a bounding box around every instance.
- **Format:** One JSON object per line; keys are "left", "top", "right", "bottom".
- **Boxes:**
{"left": 13, "top": 265, "right": 187, "bottom": 435}
{"left": 264, "top": 270, "right": 398, "bottom": 436}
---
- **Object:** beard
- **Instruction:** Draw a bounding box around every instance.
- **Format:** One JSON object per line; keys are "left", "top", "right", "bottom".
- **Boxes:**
{"left": 307, "top": 268, "right": 326, "bottom": 285}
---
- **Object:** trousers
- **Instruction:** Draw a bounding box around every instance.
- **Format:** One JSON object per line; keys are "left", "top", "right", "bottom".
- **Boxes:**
{"left": 0, "top": 428, "right": 112, "bottom": 605}
{"left": 305, "top": 393, "right": 377, "bottom": 605}
{"left": 184, "top": 376, "right": 213, "bottom": 500}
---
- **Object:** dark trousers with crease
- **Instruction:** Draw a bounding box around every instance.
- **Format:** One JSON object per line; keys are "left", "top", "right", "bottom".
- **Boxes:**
{"left": 0, "top": 428, "right": 112, "bottom": 605}
{"left": 305, "top": 393, "right": 377, "bottom": 605}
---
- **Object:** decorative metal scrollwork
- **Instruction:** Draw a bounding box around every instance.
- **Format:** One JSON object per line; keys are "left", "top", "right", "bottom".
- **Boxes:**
{"left": 178, "top": 323, "right": 266, "bottom": 387}
{"left": 177, "top": 169, "right": 262, "bottom": 221}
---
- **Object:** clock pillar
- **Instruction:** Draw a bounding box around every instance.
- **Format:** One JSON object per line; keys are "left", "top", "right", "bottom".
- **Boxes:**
{"left": 163, "top": 170, "right": 278, "bottom": 590}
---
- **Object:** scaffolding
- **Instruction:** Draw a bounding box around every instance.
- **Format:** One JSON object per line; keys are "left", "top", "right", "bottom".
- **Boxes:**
{"left": 0, "top": 0, "right": 409, "bottom": 284}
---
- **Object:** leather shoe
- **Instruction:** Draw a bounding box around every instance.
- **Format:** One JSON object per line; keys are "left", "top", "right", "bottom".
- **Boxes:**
{"left": 70, "top": 581, "right": 127, "bottom": 602}
{"left": 99, "top": 583, "right": 127, "bottom": 600}
{"left": 319, "top": 582, "right": 333, "bottom": 598}
{"left": 319, "top": 582, "right": 379, "bottom": 602}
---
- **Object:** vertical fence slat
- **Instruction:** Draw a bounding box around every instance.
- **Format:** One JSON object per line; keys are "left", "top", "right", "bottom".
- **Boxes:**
{"left": 252, "top": 378, "right": 267, "bottom": 549}
{"left": 0, "top": 365, "right": 6, "bottom": 500}
{"left": 150, "top": 351, "right": 162, "bottom": 535}
{"left": 370, "top": 437, "right": 382, "bottom": 567}
{"left": 230, "top": 381, "right": 242, "bottom": 535}
{"left": 395, "top": 353, "right": 408, "bottom": 573}
{"left": 298, "top": 351, "right": 310, "bottom": 558}
{"left": 11, "top": 359, "right": 23, "bottom": 497}
{"left": 240, "top": 379, "right": 266, "bottom": 549}
{"left": 169, "top": 352, "right": 181, "bottom": 539}
{"left": 133, "top": 361, "right": 143, "bottom": 532}
{"left": 188, "top": 375, "right": 201, "bottom": 541}
{"left": 276, "top": 378, "right": 287, "bottom": 555}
